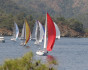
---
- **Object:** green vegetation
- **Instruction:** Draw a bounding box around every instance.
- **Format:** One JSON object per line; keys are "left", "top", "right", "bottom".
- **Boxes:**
{"left": 55, "top": 17, "right": 85, "bottom": 33}
{"left": 0, "top": 12, "right": 35, "bottom": 33}
{"left": 67, "top": 18, "right": 84, "bottom": 33}
{"left": 0, "top": 11, "right": 86, "bottom": 35}
{"left": 0, "top": 52, "right": 58, "bottom": 70}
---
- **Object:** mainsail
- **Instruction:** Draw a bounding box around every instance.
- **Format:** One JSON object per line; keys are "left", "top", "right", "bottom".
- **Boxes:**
{"left": 11, "top": 22, "right": 19, "bottom": 41}
{"left": 38, "top": 21, "right": 44, "bottom": 42}
{"left": 15, "top": 23, "right": 19, "bottom": 40}
{"left": 32, "top": 20, "right": 44, "bottom": 44}
{"left": 21, "top": 23, "right": 25, "bottom": 39}
{"left": 31, "top": 22, "right": 37, "bottom": 40}
{"left": 35, "top": 21, "right": 40, "bottom": 44}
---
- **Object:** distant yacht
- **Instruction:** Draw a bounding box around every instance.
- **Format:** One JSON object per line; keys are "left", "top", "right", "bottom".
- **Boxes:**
{"left": 11, "top": 21, "right": 19, "bottom": 41}
{"left": 31, "top": 20, "right": 45, "bottom": 44}
{"left": 20, "top": 19, "right": 31, "bottom": 46}
{"left": 0, "top": 34, "right": 5, "bottom": 43}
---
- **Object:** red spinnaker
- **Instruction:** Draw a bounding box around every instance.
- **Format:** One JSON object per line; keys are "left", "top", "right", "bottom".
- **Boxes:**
{"left": 47, "top": 13, "right": 56, "bottom": 51}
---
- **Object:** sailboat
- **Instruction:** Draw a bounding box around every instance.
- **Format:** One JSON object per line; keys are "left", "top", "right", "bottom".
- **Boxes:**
{"left": 0, "top": 34, "right": 5, "bottom": 43}
{"left": 20, "top": 23, "right": 25, "bottom": 40}
{"left": 31, "top": 20, "right": 44, "bottom": 44}
{"left": 30, "top": 21, "right": 37, "bottom": 41}
{"left": 20, "top": 19, "right": 31, "bottom": 46}
{"left": 36, "top": 13, "right": 56, "bottom": 56}
{"left": 54, "top": 22, "right": 60, "bottom": 39}
{"left": 34, "top": 20, "right": 45, "bottom": 44}
{"left": 11, "top": 22, "right": 19, "bottom": 41}
{"left": 38, "top": 21, "right": 45, "bottom": 42}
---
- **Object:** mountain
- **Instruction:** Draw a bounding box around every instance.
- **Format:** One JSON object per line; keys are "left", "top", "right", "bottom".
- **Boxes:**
{"left": 0, "top": 0, "right": 27, "bottom": 15}
{"left": 75, "top": 13, "right": 88, "bottom": 29}
{"left": 0, "top": 0, "right": 88, "bottom": 18}
{"left": 10, "top": 0, "right": 88, "bottom": 18}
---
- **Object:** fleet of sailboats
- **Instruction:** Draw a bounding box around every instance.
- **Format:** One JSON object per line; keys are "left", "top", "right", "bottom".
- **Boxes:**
{"left": 3, "top": 13, "right": 60, "bottom": 56}
{"left": 11, "top": 21, "right": 19, "bottom": 41}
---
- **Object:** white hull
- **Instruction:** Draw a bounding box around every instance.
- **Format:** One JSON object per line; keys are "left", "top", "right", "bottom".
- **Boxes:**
{"left": 56, "top": 36, "right": 60, "bottom": 39}
{"left": 0, "top": 37, "right": 5, "bottom": 43}
{"left": 36, "top": 50, "right": 47, "bottom": 56}
{"left": 39, "top": 39, "right": 42, "bottom": 42}
{"left": 34, "top": 41, "right": 39, "bottom": 44}
{"left": 19, "top": 37, "right": 25, "bottom": 40}
{"left": 30, "top": 38, "right": 36, "bottom": 41}
{"left": 11, "top": 38, "right": 16, "bottom": 41}
{"left": 20, "top": 42, "right": 26, "bottom": 46}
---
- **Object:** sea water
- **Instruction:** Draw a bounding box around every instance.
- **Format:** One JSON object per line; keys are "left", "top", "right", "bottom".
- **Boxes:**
{"left": 0, "top": 36, "right": 88, "bottom": 70}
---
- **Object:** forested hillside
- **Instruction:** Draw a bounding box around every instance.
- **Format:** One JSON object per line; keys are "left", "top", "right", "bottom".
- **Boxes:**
{"left": 0, "top": 0, "right": 28, "bottom": 15}
{"left": 10, "top": 0, "right": 88, "bottom": 17}
{"left": 0, "top": 0, "right": 88, "bottom": 17}
{"left": 0, "top": 0, "right": 88, "bottom": 37}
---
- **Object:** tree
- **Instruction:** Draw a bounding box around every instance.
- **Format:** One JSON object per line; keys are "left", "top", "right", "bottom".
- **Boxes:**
{"left": 68, "top": 18, "right": 84, "bottom": 33}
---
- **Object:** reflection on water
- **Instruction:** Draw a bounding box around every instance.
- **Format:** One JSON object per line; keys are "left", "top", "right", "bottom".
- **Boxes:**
{"left": 47, "top": 55, "right": 58, "bottom": 68}
{"left": 25, "top": 46, "right": 30, "bottom": 48}
{"left": 35, "top": 54, "right": 58, "bottom": 69}
{"left": 47, "top": 55, "right": 55, "bottom": 61}
{"left": 47, "top": 55, "right": 57, "bottom": 64}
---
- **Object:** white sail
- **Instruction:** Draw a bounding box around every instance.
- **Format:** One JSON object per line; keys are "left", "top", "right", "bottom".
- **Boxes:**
{"left": 54, "top": 22, "right": 60, "bottom": 39}
{"left": 34, "top": 21, "right": 41, "bottom": 44}
{"left": 38, "top": 21, "right": 44, "bottom": 42}
{"left": 31, "top": 22, "right": 37, "bottom": 40}
{"left": 35, "top": 21, "right": 39, "bottom": 40}
{"left": 34, "top": 20, "right": 45, "bottom": 44}
{"left": 21, "top": 23, "right": 25, "bottom": 39}
{"left": 11, "top": 22, "right": 19, "bottom": 41}
{"left": 15, "top": 23, "right": 19, "bottom": 40}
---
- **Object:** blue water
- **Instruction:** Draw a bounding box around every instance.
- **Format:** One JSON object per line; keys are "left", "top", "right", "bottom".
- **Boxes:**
{"left": 0, "top": 36, "right": 88, "bottom": 70}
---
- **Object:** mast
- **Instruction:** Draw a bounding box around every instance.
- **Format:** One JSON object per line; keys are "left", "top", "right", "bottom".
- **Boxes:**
{"left": 44, "top": 13, "right": 47, "bottom": 49}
